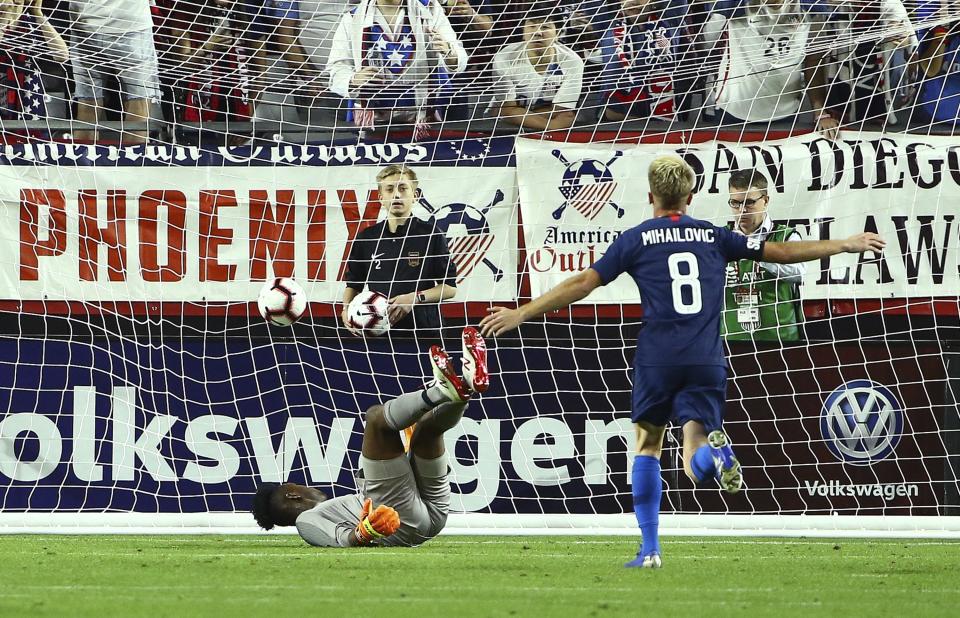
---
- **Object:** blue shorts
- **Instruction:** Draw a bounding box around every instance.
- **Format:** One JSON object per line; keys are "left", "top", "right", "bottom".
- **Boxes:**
{"left": 631, "top": 365, "right": 728, "bottom": 431}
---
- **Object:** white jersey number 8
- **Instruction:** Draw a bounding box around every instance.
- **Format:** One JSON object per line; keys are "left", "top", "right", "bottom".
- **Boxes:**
{"left": 668, "top": 252, "right": 702, "bottom": 314}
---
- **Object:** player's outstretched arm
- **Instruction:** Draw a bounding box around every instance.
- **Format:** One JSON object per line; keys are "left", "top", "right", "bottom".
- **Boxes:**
{"left": 479, "top": 269, "right": 603, "bottom": 336}
{"left": 762, "top": 233, "right": 886, "bottom": 264}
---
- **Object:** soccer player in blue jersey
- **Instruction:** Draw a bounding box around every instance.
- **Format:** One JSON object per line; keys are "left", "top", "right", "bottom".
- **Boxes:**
{"left": 479, "top": 156, "right": 885, "bottom": 569}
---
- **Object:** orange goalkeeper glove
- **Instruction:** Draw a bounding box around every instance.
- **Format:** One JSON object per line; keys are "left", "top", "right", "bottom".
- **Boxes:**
{"left": 354, "top": 498, "right": 401, "bottom": 545}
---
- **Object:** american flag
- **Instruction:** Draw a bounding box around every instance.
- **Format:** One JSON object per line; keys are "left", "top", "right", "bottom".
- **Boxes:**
{"left": 570, "top": 182, "right": 618, "bottom": 221}
{"left": 448, "top": 233, "right": 495, "bottom": 283}
{"left": 21, "top": 72, "right": 45, "bottom": 121}
{"left": 0, "top": 48, "right": 46, "bottom": 122}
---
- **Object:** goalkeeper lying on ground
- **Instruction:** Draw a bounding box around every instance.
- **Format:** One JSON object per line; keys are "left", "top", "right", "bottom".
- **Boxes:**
{"left": 251, "top": 327, "right": 489, "bottom": 546}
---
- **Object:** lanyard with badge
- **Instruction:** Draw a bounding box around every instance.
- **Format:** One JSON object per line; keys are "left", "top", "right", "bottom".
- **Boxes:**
{"left": 731, "top": 257, "right": 762, "bottom": 332}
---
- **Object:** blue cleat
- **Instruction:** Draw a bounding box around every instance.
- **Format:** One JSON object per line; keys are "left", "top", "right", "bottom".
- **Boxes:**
{"left": 625, "top": 552, "right": 662, "bottom": 569}
{"left": 708, "top": 430, "right": 742, "bottom": 494}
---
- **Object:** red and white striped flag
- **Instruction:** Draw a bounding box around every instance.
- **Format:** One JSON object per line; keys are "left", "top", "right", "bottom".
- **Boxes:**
{"left": 353, "top": 104, "right": 374, "bottom": 129}
{"left": 571, "top": 182, "right": 618, "bottom": 221}
{"left": 448, "top": 234, "right": 495, "bottom": 283}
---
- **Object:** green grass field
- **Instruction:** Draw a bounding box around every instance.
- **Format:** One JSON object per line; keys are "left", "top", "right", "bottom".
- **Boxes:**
{"left": 1, "top": 535, "right": 958, "bottom": 617}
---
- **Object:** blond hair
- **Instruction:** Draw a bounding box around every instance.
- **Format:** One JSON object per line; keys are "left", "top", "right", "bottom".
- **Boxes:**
{"left": 647, "top": 156, "right": 695, "bottom": 207}
{"left": 376, "top": 165, "right": 418, "bottom": 185}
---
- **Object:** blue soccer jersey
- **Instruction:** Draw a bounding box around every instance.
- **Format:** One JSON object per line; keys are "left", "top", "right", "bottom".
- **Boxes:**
{"left": 591, "top": 214, "right": 764, "bottom": 367}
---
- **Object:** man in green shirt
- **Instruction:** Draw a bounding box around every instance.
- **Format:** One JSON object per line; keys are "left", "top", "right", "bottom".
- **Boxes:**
{"left": 722, "top": 169, "right": 805, "bottom": 341}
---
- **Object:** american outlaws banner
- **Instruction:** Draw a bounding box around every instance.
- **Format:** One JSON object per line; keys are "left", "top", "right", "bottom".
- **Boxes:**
{"left": 0, "top": 139, "right": 518, "bottom": 303}
{"left": 517, "top": 134, "right": 960, "bottom": 301}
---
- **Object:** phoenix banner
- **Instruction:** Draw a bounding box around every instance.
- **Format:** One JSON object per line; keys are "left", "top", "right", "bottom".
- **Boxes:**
{"left": 0, "top": 139, "right": 518, "bottom": 303}
{"left": 517, "top": 133, "right": 960, "bottom": 301}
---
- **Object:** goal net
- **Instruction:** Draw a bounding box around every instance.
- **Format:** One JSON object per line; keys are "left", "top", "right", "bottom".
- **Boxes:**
{"left": 0, "top": 0, "right": 958, "bottom": 537}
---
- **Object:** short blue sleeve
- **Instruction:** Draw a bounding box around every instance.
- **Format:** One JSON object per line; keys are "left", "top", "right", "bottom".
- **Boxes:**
{"left": 590, "top": 231, "right": 633, "bottom": 285}
{"left": 716, "top": 226, "right": 764, "bottom": 262}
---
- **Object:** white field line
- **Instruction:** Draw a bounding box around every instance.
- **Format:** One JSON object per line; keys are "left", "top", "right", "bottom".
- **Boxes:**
{"left": 0, "top": 549, "right": 922, "bottom": 560}
{"left": 2, "top": 537, "right": 958, "bottom": 546}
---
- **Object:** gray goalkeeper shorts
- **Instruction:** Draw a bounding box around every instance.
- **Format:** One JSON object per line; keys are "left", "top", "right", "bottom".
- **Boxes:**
{"left": 296, "top": 453, "right": 450, "bottom": 547}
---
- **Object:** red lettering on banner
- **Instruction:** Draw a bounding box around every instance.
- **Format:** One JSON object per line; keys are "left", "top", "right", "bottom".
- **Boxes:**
{"left": 307, "top": 189, "right": 326, "bottom": 281}
{"left": 199, "top": 190, "right": 237, "bottom": 282}
{"left": 139, "top": 190, "right": 187, "bottom": 282}
{"left": 337, "top": 189, "right": 381, "bottom": 280}
{"left": 249, "top": 190, "right": 296, "bottom": 281}
{"left": 529, "top": 246, "right": 596, "bottom": 274}
{"left": 529, "top": 247, "right": 554, "bottom": 273}
{"left": 19, "top": 189, "right": 67, "bottom": 281}
{"left": 79, "top": 190, "right": 128, "bottom": 281}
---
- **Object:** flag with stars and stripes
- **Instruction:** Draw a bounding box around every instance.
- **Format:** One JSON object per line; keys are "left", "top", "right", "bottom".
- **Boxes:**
{"left": 19, "top": 72, "right": 45, "bottom": 121}
{"left": 0, "top": 28, "right": 47, "bottom": 123}
{"left": 355, "top": 22, "right": 418, "bottom": 114}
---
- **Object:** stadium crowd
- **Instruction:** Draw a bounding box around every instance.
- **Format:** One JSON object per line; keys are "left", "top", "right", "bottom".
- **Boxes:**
{"left": 0, "top": 0, "right": 957, "bottom": 142}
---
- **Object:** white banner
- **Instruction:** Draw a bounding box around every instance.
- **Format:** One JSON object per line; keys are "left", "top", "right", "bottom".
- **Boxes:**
{"left": 0, "top": 166, "right": 518, "bottom": 302}
{"left": 517, "top": 133, "right": 960, "bottom": 301}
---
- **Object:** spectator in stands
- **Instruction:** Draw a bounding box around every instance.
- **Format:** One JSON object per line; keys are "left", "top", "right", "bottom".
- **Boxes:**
{"left": 706, "top": 0, "right": 840, "bottom": 139}
{"left": 491, "top": 4, "right": 584, "bottom": 130}
{"left": 501, "top": 1, "right": 604, "bottom": 60}
{"left": 434, "top": 0, "right": 496, "bottom": 120}
{"left": 297, "top": 0, "right": 349, "bottom": 87}
{"left": 71, "top": 0, "right": 161, "bottom": 144}
{"left": 444, "top": 0, "right": 494, "bottom": 49}
{"left": 722, "top": 169, "right": 804, "bottom": 341}
{"left": 327, "top": 0, "right": 468, "bottom": 137}
{"left": 599, "top": 0, "right": 697, "bottom": 122}
{"left": 913, "top": 0, "right": 960, "bottom": 126}
{"left": 0, "top": 0, "right": 69, "bottom": 129}
{"left": 155, "top": 1, "right": 257, "bottom": 137}
{"left": 824, "top": 0, "right": 917, "bottom": 126}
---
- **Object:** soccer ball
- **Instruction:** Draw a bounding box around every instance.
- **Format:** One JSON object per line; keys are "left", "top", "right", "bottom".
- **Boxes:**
{"left": 257, "top": 277, "right": 307, "bottom": 326}
{"left": 346, "top": 291, "right": 390, "bottom": 336}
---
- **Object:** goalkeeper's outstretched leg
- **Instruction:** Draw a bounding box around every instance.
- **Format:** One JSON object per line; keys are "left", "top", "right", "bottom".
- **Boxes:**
{"left": 251, "top": 327, "right": 489, "bottom": 548}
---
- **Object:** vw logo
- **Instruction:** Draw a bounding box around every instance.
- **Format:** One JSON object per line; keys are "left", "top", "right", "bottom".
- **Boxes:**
{"left": 819, "top": 380, "right": 903, "bottom": 466}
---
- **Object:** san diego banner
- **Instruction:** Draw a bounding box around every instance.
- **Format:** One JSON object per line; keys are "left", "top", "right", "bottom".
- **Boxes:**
{"left": 517, "top": 133, "right": 960, "bottom": 302}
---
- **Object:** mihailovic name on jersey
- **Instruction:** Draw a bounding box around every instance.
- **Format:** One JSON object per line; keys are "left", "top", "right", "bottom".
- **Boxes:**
{"left": 640, "top": 227, "right": 716, "bottom": 245}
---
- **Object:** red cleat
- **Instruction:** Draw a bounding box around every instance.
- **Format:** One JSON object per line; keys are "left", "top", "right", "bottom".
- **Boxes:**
{"left": 429, "top": 345, "right": 470, "bottom": 402}
{"left": 461, "top": 327, "right": 489, "bottom": 394}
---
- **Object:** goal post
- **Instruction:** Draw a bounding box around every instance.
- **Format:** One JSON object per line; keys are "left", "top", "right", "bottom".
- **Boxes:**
{"left": 0, "top": 0, "right": 959, "bottom": 537}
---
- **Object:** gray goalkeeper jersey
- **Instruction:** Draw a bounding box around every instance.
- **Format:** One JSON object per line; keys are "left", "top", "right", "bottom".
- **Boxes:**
{"left": 294, "top": 453, "right": 451, "bottom": 547}
{"left": 295, "top": 495, "right": 366, "bottom": 547}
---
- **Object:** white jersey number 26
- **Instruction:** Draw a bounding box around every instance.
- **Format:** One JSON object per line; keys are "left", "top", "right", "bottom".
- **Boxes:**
{"left": 668, "top": 252, "right": 703, "bottom": 314}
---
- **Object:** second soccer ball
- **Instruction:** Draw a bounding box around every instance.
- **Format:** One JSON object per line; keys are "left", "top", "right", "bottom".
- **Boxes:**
{"left": 346, "top": 291, "right": 391, "bottom": 336}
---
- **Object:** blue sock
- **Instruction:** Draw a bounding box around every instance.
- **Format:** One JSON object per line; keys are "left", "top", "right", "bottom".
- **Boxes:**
{"left": 632, "top": 455, "right": 662, "bottom": 557}
{"left": 691, "top": 444, "right": 717, "bottom": 484}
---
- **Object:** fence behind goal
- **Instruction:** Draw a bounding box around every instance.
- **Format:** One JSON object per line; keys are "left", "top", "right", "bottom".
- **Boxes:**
{"left": 0, "top": 0, "right": 959, "bottom": 537}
